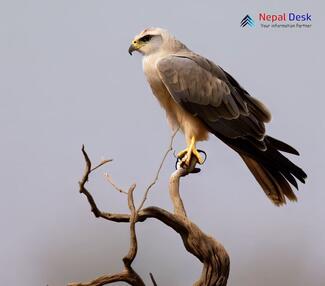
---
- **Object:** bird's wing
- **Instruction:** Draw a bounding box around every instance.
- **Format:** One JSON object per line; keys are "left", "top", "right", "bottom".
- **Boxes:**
{"left": 156, "top": 54, "right": 270, "bottom": 149}
{"left": 157, "top": 53, "right": 306, "bottom": 206}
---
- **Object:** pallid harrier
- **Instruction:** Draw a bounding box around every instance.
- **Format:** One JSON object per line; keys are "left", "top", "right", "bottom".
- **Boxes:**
{"left": 128, "top": 28, "right": 307, "bottom": 206}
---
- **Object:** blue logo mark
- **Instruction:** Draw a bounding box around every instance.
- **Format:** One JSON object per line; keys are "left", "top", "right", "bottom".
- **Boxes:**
{"left": 241, "top": 15, "right": 255, "bottom": 27}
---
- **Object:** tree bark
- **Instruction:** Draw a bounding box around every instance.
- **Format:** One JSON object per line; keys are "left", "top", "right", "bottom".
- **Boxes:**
{"left": 68, "top": 146, "right": 229, "bottom": 286}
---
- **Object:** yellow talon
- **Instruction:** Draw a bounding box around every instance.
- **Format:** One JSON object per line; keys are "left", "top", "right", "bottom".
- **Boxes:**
{"left": 177, "top": 136, "right": 204, "bottom": 166}
{"left": 177, "top": 149, "right": 188, "bottom": 158}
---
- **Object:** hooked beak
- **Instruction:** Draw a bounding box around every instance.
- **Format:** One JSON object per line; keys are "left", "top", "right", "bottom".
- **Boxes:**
{"left": 128, "top": 44, "right": 136, "bottom": 55}
{"left": 128, "top": 40, "right": 143, "bottom": 55}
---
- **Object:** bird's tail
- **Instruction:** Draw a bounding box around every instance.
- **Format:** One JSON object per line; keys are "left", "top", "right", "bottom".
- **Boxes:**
{"left": 217, "top": 134, "right": 307, "bottom": 206}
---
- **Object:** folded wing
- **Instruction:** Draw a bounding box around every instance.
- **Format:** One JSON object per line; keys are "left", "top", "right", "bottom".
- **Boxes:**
{"left": 156, "top": 54, "right": 306, "bottom": 205}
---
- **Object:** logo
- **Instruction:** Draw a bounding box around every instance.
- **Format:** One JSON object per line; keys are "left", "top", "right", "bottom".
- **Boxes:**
{"left": 240, "top": 15, "right": 255, "bottom": 27}
{"left": 240, "top": 12, "right": 312, "bottom": 29}
{"left": 259, "top": 12, "right": 311, "bottom": 22}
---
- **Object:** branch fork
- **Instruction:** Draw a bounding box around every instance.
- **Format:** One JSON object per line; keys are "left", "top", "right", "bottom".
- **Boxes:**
{"left": 69, "top": 140, "right": 229, "bottom": 286}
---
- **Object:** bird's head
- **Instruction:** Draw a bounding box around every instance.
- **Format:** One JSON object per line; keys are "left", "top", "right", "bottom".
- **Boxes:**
{"left": 128, "top": 27, "right": 186, "bottom": 56}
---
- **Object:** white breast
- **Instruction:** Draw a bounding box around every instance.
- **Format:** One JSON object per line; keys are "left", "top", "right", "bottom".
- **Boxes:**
{"left": 142, "top": 53, "right": 172, "bottom": 109}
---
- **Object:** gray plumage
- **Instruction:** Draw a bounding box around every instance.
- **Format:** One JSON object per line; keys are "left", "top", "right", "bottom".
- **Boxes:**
{"left": 129, "top": 27, "right": 307, "bottom": 205}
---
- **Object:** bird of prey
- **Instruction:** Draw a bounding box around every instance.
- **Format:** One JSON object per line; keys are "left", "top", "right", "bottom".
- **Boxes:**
{"left": 128, "top": 27, "right": 307, "bottom": 205}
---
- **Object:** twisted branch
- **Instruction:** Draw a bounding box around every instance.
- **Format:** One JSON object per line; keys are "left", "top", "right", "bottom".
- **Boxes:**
{"left": 69, "top": 141, "right": 229, "bottom": 286}
{"left": 69, "top": 148, "right": 144, "bottom": 286}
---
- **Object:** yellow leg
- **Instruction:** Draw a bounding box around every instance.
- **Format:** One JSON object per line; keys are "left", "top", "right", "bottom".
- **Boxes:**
{"left": 177, "top": 136, "right": 204, "bottom": 166}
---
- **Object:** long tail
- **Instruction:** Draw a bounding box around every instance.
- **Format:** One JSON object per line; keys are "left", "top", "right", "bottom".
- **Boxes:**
{"left": 215, "top": 134, "right": 307, "bottom": 206}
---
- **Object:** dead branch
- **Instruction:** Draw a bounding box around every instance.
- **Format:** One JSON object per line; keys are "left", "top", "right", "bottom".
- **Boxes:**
{"left": 70, "top": 151, "right": 144, "bottom": 286}
{"left": 149, "top": 273, "right": 157, "bottom": 286}
{"left": 169, "top": 167, "right": 188, "bottom": 217}
{"left": 104, "top": 173, "right": 128, "bottom": 195}
{"left": 90, "top": 159, "right": 112, "bottom": 173}
{"left": 123, "top": 184, "right": 138, "bottom": 268}
{"left": 70, "top": 142, "right": 229, "bottom": 286}
{"left": 137, "top": 128, "right": 178, "bottom": 211}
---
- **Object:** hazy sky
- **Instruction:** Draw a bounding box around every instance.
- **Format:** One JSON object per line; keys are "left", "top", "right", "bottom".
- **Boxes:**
{"left": 0, "top": 0, "right": 324, "bottom": 285}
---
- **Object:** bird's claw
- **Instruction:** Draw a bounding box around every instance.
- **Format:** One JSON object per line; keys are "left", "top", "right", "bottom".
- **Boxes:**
{"left": 177, "top": 147, "right": 205, "bottom": 166}
{"left": 175, "top": 148, "right": 207, "bottom": 172}
{"left": 175, "top": 157, "right": 201, "bottom": 173}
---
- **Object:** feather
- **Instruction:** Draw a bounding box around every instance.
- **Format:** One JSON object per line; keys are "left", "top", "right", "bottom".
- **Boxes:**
{"left": 139, "top": 29, "right": 306, "bottom": 204}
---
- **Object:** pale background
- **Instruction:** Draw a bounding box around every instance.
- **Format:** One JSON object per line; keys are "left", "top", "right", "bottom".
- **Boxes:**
{"left": 0, "top": 0, "right": 324, "bottom": 285}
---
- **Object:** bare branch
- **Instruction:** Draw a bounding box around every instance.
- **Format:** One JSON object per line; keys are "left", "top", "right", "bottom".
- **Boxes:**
{"left": 149, "top": 273, "right": 158, "bottom": 286}
{"left": 169, "top": 168, "right": 188, "bottom": 217}
{"left": 68, "top": 272, "right": 129, "bottom": 286}
{"left": 79, "top": 146, "right": 128, "bottom": 221}
{"left": 137, "top": 129, "right": 178, "bottom": 211}
{"left": 90, "top": 159, "right": 112, "bottom": 173}
{"left": 166, "top": 163, "right": 230, "bottom": 286}
{"left": 73, "top": 144, "right": 230, "bottom": 286}
{"left": 68, "top": 270, "right": 143, "bottom": 286}
{"left": 73, "top": 147, "right": 145, "bottom": 286}
{"left": 104, "top": 172, "right": 128, "bottom": 195}
{"left": 123, "top": 184, "right": 138, "bottom": 268}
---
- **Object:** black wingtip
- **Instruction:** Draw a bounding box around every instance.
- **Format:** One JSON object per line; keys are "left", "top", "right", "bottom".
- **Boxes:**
{"left": 266, "top": 136, "right": 300, "bottom": 155}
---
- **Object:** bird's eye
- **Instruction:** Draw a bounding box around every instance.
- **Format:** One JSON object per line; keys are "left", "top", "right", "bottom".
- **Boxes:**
{"left": 140, "top": 35, "right": 153, "bottom": 42}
